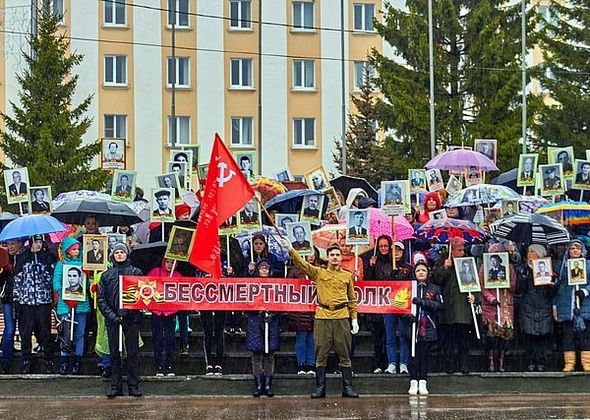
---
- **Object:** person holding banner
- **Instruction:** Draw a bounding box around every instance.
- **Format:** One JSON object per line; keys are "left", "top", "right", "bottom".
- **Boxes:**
{"left": 554, "top": 240, "right": 590, "bottom": 372}
{"left": 53, "top": 237, "right": 91, "bottom": 375}
{"left": 280, "top": 239, "right": 359, "bottom": 399}
{"left": 407, "top": 262, "right": 443, "bottom": 395}
{"left": 432, "top": 237, "right": 479, "bottom": 374}
{"left": 98, "top": 242, "right": 143, "bottom": 398}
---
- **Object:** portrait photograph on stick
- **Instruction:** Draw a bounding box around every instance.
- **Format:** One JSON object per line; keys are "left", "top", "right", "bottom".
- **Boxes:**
{"left": 517, "top": 154, "right": 538, "bottom": 187}
{"left": 82, "top": 234, "right": 108, "bottom": 271}
{"left": 150, "top": 188, "right": 176, "bottom": 223}
{"left": 426, "top": 168, "right": 444, "bottom": 191}
{"left": 29, "top": 186, "right": 52, "bottom": 214}
{"left": 573, "top": 159, "right": 590, "bottom": 190}
{"left": 539, "top": 164, "right": 565, "bottom": 196}
{"left": 381, "top": 180, "right": 410, "bottom": 216}
{"left": 549, "top": 146, "right": 574, "bottom": 179}
{"left": 156, "top": 172, "right": 182, "bottom": 202}
{"left": 165, "top": 226, "right": 196, "bottom": 262}
{"left": 474, "top": 139, "right": 497, "bottom": 163}
{"left": 4, "top": 167, "right": 29, "bottom": 204}
{"left": 219, "top": 215, "right": 239, "bottom": 235}
{"left": 300, "top": 193, "right": 324, "bottom": 226}
{"left": 238, "top": 197, "right": 262, "bottom": 231}
{"left": 286, "top": 222, "right": 313, "bottom": 256}
{"left": 275, "top": 213, "right": 298, "bottom": 231}
{"left": 101, "top": 138, "right": 125, "bottom": 170}
{"left": 454, "top": 257, "right": 481, "bottom": 293}
{"left": 346, "top": 209, "right": 370, "bottom": 245}
{"left": 567, "top": 258, "right": 587, "bottom": 286}
{"left": 482, "top": 252, "right": 510, "bottom": 289}
{"left": 532, "top": 257, "right": 553, "bottom": 286}
{"left": 304, "top": 166, "right": 330, "bottom": 192}
{"left": 62, "top": 265, "right": 87, "bottom": 302}
{"left": 111, "top": 170, "right": 136, "bottom": 202}
{"left": 409, "top": 169, "right": 427, "bottom": 193}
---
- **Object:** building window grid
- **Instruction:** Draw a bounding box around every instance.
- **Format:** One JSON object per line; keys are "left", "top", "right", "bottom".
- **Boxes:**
{"left": 167, "top": 0, "right": 190, "bottom": 28}
{"left": 353, "top": 3, "right": 375, "bottom": 32}
{"left": 104, "top": 55, "right": 127, "bottom": 86}
{"left": 231, "top": 117, "right": 254, "bottom": 146}
{"left": 353, "top": 61, "right": 376, "bottom": 90}
{"left": 167, "top": 116, "right": 191, "bottom": 145}
{"left": 230, "top": 58, "right": 253, "bottom": 88}
{"left": 292, "top": 1, "right": 314, "bottom": 30}
{"left": 104, "top": 0, "right": 126, "bottom": 26}
{"left": 293, "top": 60, "right": 315, "bottom": 90}
{"left": 167, "top": 57, "right": 190, "bottom": 87}
{"left": 293, "top": 118, "right": 316, "bottom": 147}
{"left": 230, "top": 0, "right": 252, "bottom": 29}
{"left": 104, "top": 114, "right": 127, "bottom": 139}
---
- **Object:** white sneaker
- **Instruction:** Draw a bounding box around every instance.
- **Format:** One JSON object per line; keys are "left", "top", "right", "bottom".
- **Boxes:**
{"left": 297, "top": 369, "right": 306, "bottom": 375}
{"left": 384, "top": 363, "right": 397, "bottom": 374}
{"left": 373, "top": 367, "right": 382, "bottom": 374}
{"left": 418, "top": 379, "right": 429, "bottom": 395}
{"left": 399, "top": 364, "right": 409, "bottom": 374}
{"left": 408, "top": 380, "right": 418, "bottom": 395}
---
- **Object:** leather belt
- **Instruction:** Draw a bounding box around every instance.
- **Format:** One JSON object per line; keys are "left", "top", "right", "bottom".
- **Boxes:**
{"left": 318, "top": 302, "right": 347, "bottom": 311}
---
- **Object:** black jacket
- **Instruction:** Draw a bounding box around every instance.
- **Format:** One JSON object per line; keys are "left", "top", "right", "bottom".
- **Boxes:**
{"left": 13, "top": 248, "right": 55, "bottom": 306}
{"left": 515, "top": 263, "right": 555, "bottom": 335}
{"left": 98, "top": 260, "right": 142, "bottom": 325}
{"left": 405, "top": 280, "right": 443, "bottom": 342}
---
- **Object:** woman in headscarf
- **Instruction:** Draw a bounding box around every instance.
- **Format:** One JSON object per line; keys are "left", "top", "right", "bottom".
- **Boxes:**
{"left": 417, "top": 192, "right": 442, "bottom": 225}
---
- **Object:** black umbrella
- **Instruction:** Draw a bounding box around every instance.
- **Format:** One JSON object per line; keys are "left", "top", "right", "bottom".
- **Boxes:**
{"left": 490, "top": 213, "right": 570, "bottom": 246}
{"left": 265, "top": 189, "right": 328, "bottom": 214}
{"left": 489, "top": 168, "right": 518, "bottom": 193}
{"left": 130, "top": 241, "right": 168, "bottom": 274}
{"left": 52, "top": 200, "right": 143, "bottom": 226}
{"left": 330, "top": 175, "right": 378, "bottom": 202}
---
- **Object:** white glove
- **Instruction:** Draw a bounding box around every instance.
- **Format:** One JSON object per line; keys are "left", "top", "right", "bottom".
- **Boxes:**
{"left": 278, "top": 236, "right": 292, "bottom": 251}
{"left": 351, "top": 319, "right": 359, "bottom": 335}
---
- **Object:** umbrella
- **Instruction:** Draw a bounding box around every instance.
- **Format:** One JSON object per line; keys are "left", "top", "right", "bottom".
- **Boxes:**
{"left": 535, "top": 201, "right": 590, "bottom": 225}
{"left": 130, "top": 241, "right": 168, "bottom": 274}
{"left": 489, "top": 213, "right": 570, "bottom": 246}
{"left": 489, "top": 168, "right": 518, "bottom": 192}
{"left": 425, "top": 149, "right": 498, "bottom": 172}
{"left": 444, "top": 184, "right": 520, "bottom": 207}
{"left": 312, "top": 223, "right": 347, "bottom": 249}
{"left": 330, "top": 175, "right": 378, "bottom": 202}
{"left": 416, "top": 218, "right": 488, "bottom": 244}
{"left": 0, "top": 212, "right": 19, "bottom": 233}
{"left": 252, "top": 178, "right": 287, "bottom": 204}
{"left": 352, "top": 208, "right": 415, "bottom": 241}
{"left": 0, "top": 214, "right": 68, "bottom": 241}
{"left": 52, "top": 190, "right": 112, "bottom": 209}
{"left": 52, "top": 200, "right": 143, "bottom": 226}
{"left": 516, "top": 195, "right": 549, "bottom": 214}
{"left": 265, "top": 189, "right": 328, "bottom": 214}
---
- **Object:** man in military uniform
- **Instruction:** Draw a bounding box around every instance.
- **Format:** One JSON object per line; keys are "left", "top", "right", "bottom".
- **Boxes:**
{"left": 543, "top": 166, "right": 561, "bottom": 191}
{"left": 280, "top": 239, "right": 359, "bottom": 399}
{"left": 487, "top": 255, "right": 507, "bottom": 281}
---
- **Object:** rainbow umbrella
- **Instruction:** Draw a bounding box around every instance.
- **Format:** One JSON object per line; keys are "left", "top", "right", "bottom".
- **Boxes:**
{"left": 416, "top": 218, "right": 488, "bottom": 244}
{"left": 535, "top": 201, "right": 590, "bottom": 225}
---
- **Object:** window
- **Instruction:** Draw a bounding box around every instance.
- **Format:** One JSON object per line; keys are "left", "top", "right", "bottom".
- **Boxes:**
{"left": 293, "top": 118, "right": 315, "bottom": 147}
{"left": 293, "top": 1, "right": 314, "bottom": 30}
{"left": 231, "top": 117, "right": 254, "bottom": 146}
{"left": 230, "top": 0, "right": 251, "bottom": 29}
{"left": 353, "top": 61, "right": 376, "bottom": 90}
{"left": 353, "top": 3, "right": 375, "bottom": 32}
{"left": 167, "top": 57, "right": 190, "bottom": 87}
{"left": 104, "top": 0, "right": 126, "bottom": 26}
{"left": 293, "top": 60, "right": 315, "bottom": 89}
{"left": 168, "top": 116, "right": 191, "bottom": 145}
{"left": 104, "top": 115, "right": 127, "bottom": 139}
{"left": 167, "top": 0, "right": 189, "bottom": 27}
{"left": 51, "top": 0, "right": 65, "bottom": 23}
{"left": 230, "top": 59, "right": 253, "bottom": 88}
{"left": 104, "top": 55, "right": 127, "bottom": 86}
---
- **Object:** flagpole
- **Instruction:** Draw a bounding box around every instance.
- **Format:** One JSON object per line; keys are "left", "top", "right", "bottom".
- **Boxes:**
{"left": 256, "top": 196, "right": 285, "bottom": 240}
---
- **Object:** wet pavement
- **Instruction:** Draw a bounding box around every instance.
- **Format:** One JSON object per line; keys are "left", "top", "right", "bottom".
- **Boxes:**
{"left": 1, "top": 394, "right": 590, "bottom": 419}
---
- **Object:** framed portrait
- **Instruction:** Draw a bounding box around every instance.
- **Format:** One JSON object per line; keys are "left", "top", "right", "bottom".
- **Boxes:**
{"left": 426, "top": 168, "right": 444, "bottom": 192}
{"left": 428, "top": 209, "right": 447, "bottom": 221}
{"left": 286, "top": 222, "right": 313, "bottom": 256}
{"left": 233, "top": 151, "right": 256, "bottom": 181}
{"left": 29, "top": 186, "right": 52, "bottom": 214}
{"left": 156, "top": 172, "right": 182, "bottom": 202}
{"left": 4, "top": 167, "right": 30, "bottom": 204}
{"left": 572, "top": 159, "right": 590, "bottom": 190}
{"left": 548, "top": 146, "right": 574, "bottom": 179}
{"left": 101, "top": 138, "right": 126, "bottom": 170}
{"left": 62, "top": 264, "right": 87, "bottom": 302}
{"left": 197, "top": 164, "right": 209, "bottom": 186}
{"left": 483, "top": 252, "right": 510, "bottom": 289}
{"left": 568, "top": 258, "right": 587, "bottom": 286}
{"left": 300, "top": 193, "right": 324, "bottom": 226}
{"left": 324, "top": 187, "right": 342, "bottom": 214}
{"left": 533, "top": 258, "right": 553, "bottom": 286}
{"left": 539, "top": 164, "right": 565, "bottom": 196}
{"left": 346, "top": 209, "right": 370, "bottom": 245}
{"left": 107, "top": 233, "right": 126, "bottom": 252}
{"left": 465, "top": 166, "right": 482, "bottom": 186}
{"left": 238, "top": 197, "right": 262, "bottom": 231}
{"left": 165, "top": 226, "right": 196, "bottom": 262}
{"left": 275, "top": 213, "right": 299, "bottom": 231}
{"left": 474, "top": 139, "right": 497, "bottom": 163}
{"left": 446, "top": 175, "right": 462, "bottom": 194}
{"left": 167, "top": 161, "right": 189, "bottom": 189}
{"left": 304, "top": 166, "right": 330, "bottom": 192}
{"left": 502, "top": 200, "right": 518, "bottom": 217}
{"left": 111, "top": 170, "right": 136, "bottom": 202}
{"left": 180, "top": 144, "right": 200, "bottom": 175}
{"left": 275, "top": 168, "right": 293, "bottom": 183}
{"left": 408, "top": 169, "right": 427, "bottom": 193}
{"left": 82, "top": 234, "right": 108, "bottom": 271}
{"left": 219, "top": 214, "right": 239, "bottom": 235}
{"left": 381, "top": 180, "right": 410, "bottom": 216}
{"left": 517, "top": 154, "right": 538, "bottom": 187}
{"left": 19, "top": 201, "right": 30, "bottom": 215}
{"left": 170, "top": 149, "right": 193, "bottom": 172}
{"left": 454, "top": 257, "right": 481, "bottom": 293}
{"left": 150, "top": 188, "right": 176, "bottom": 223}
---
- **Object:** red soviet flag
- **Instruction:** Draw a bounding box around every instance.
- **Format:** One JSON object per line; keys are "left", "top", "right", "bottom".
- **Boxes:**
{"left": 189, "top": 133, "right": 255, "bottom": 276}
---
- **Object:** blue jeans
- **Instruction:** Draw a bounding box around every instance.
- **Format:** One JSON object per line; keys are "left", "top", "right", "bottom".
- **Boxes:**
{"left": 60, "top": 312, "right": 87, "bottom": 357}
{"left": 1, "top": 303, "right": 15, "bottom": 364}
{"left": 383, "top": 314, "right": 409, "bottom": 365}
{"left": 152, "top": 314, "right": 175, "bottom": 368}
{"left": 295, "top": 331, "right": 315, "bottom": 365}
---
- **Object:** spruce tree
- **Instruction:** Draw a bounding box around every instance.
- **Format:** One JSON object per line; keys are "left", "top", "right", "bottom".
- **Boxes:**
{"left": 536, "top": 1, "right": 590, "bottom": 158}
{"left": 0, "top": 4, "right": 108, "bottom": 201}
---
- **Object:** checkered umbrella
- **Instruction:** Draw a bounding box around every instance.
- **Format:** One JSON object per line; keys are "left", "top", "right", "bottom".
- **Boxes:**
{"left": 489, "top": 213, "right": 570, "bottom": 246}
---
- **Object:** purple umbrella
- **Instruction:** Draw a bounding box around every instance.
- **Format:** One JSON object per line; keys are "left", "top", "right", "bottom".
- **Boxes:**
{"left": 425, "top": 149, "right": 498, "bottom": 172}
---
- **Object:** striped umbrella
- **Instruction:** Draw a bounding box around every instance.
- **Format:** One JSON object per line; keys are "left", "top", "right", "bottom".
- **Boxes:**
{"left": 415, "top": 218, "right": 488, "bottom": 244}
{"left": 490, "top": 213, "right": 570, "bottom": 246}
{"left": 535, "top": 201, "right": 590, "bottom": 225}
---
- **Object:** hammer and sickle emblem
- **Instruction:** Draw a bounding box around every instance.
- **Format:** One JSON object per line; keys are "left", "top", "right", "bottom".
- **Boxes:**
{"left": 217, "top": 162, "right": 236, "bottom": 187}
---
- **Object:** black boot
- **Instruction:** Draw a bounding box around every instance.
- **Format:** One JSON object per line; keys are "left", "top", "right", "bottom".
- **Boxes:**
{"left": 341, "top": 367, "right": 359, "bottom": 398}
{"left": 59, "top": 356, "right": 69, "bottom": 375}
{"left": 264, "top": 375, "right": 274, "bottom": 397}
{"left": 45, "top": 359, "right": 54, "bottom": 374}
{"left": 311, "top": 367, "right": 326, "bottom": 398}
{"left": 106, "top": 388, "right": 123, "bottom": 398}
{"left": 128, "top": 388, "right": 143, "bottom": 397}
{"left": 253, "top": 374, "right": 265, "bottom": 397}
{"left": 72, "top": 356, "right": 82, "bottom": 375}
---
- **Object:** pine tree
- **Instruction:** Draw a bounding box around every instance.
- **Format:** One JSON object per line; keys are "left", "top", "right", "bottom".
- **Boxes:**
{"left": 371, "top": 0, "right": 540, "bottom": 175}
{"left": 0, "top": 4, "right": 108, "bottom": 203}
{"left": 536, "top": 1, "right": 590, "bottom": 158}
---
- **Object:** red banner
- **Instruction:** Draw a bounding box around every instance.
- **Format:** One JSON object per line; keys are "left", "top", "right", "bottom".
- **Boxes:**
{"left": 121, "top": 276, "right": 415, "bottom": 314}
